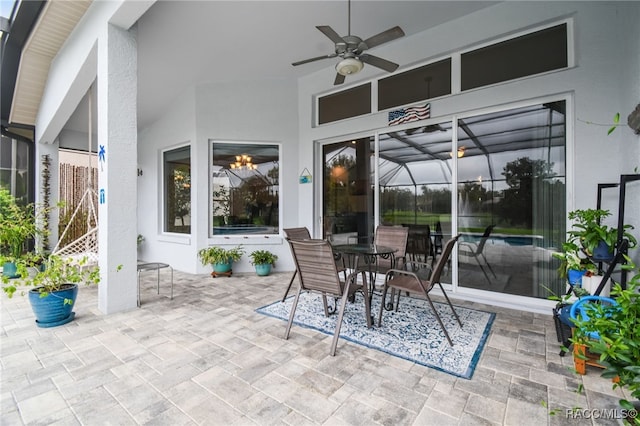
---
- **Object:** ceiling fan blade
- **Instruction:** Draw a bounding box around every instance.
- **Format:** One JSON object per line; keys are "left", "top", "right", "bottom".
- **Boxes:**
{"left": 363, "top": 26, "right": 405, "bottom": 49}
{"left": 316, "top": 25, "right": 344, "bottom": 44}
{"left": 292, "top": 53, "right": 337, "bottom": 66}
{"left": 359, "top": 54, "right": 399, "bottom": 72}
{"left": 334, "top": 73, "right": 346, "bottom": 85}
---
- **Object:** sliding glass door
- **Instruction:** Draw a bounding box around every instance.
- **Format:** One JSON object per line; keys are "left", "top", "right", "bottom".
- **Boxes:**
{"left": 456, "top": 102, "right": 566, "bottom": 297}
{"left": 322, "top": 137, "right": 374, "bottom": 244}
{"left": 319, "top": 99, "right": 566, "bottom": 299}
{"left": 378, "top": 121, "right": 454, "bottom": 272}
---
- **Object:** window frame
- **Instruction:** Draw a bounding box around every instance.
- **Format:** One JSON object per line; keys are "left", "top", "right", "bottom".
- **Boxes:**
{"left": 315, "top": 92, "right": 572, "bottom": 306}
{"left": 161, "top": 143, "right": 192, "bottom": 236}
{"left": 460, "top": 22, "right": 570, "bottom": 91}
{"left": 313, "top": 18, "right": 573, "bottom": 125}
{"left": 208, "top": 140, "right": 282, "bottom": 240}
{"left": 317, "top": 82, "right": 372, "bottom": 125}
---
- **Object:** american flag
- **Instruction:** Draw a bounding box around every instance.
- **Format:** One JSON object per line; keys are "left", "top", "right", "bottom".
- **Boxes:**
{"left": 388, "top": 103, "right": 431, "bottom": 126}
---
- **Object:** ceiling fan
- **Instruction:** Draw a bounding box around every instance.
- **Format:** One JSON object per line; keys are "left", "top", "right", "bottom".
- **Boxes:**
{"left": 292, "top": 0, "right": 405, "bottom": 85}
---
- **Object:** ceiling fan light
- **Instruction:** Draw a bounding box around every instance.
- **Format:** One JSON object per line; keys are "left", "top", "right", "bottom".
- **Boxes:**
{"left": 336, "top": 57, "right": 364, "bottom": 76}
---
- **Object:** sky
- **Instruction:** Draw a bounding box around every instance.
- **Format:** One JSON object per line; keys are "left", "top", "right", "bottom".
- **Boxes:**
{"left": 0, "top": 0, "right": 15, "bottom": 19}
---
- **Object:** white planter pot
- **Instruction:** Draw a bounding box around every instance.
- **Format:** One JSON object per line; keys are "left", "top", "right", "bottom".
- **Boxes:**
{"left": 582, "top": 275, "right": 610, "bottom": 297}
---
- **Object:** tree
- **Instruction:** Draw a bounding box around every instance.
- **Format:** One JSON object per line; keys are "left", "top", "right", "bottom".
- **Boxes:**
{"left": 499, "top": 157, "right": 556, "bottom": 228}
{"left": 173, "top": 168, "right": 191, "bottom": 226}
{"left": 325, "top": 155, "right": 356, "bottom": 215}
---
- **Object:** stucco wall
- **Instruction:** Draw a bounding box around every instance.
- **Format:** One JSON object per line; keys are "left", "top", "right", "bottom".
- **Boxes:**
{"left": 137, "top": 79, "right": 299, "bottom": 274}
{"left": 137, "top": 87, "right": 197, "bottom": 272}
{"left": 296, "top": 1, "right": 639, "bottom": 310}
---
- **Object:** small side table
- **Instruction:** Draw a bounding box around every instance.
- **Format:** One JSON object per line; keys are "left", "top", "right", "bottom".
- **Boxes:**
{"left": 137, "top": 262, "right": 173, "bottom": 307}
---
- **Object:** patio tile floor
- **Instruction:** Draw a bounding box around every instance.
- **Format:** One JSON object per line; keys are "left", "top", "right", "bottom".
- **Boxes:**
{"left": 0, "top": 270, "right": 630, "bottom": 425}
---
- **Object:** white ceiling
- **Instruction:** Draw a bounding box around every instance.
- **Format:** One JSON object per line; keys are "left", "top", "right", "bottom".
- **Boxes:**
{"left": 64, "top": 1, "right": 499, "bottom": 134}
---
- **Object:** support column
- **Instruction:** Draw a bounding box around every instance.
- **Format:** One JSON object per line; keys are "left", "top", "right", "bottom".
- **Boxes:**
{"left": 97, "top": 24, "right": 137, "bottom": 313}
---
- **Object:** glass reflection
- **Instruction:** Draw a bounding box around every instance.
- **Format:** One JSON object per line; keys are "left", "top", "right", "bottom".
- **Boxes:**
{"left": 211, "top": 142, "right": 279, "bottom": 235}
{"left": 457, "top": 102, "right": 566, "bottom": 297}
{"left": 322, "top": 138, "right": 373, "bottom": 243}
{"left": 379, "top": 122, "right": 453, "bottom": 270}
{"left": 376, "top": 101, "right": 566, "bottom": 299}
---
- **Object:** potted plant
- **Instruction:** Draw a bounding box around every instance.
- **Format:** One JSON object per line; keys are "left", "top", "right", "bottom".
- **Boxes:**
{"left": 248, "top": 249, "right": 278, "bottom": 276}
{"left": 0, "top": 189, "right": 38, "bottom": 278}
{"left": 2, "top": 254, "right": 100, "bottom": 327}
{"left": 570, "top": 258, "right": 640, "bottom": 418}
{"left": 198, "top": 245, "right": 244, "bottom": 275}
{"left": 567, "top": 209, "right": 637, "bottom": 261}
{"left": 552, "top": 241, "right": 597, "bottom": 287}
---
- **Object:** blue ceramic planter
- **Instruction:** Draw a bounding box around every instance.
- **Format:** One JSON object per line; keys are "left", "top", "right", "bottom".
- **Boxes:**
{"left": 213, "top": 261, "right": 233, "bottom": 273}
{"left": 28, "top": 284, "right": 78, "bottom": 328}
{"left": 567, "top": 269, "right": 587, "bottom": 287}
{"left": 255, "top": 264, "right": 272, "bottom": 276}
{"left": 592, "top": 240, "right": 614, "bottom": 262}
{"left": 2, "top": 261, "right": 19, "bottom": 278}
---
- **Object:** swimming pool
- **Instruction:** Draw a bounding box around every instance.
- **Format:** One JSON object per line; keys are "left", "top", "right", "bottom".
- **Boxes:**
{"left": 460, "top": 233, "right": 545, "bottom": 247}
{"left": 213, "top": 225, "right": 274, "bottom": 235}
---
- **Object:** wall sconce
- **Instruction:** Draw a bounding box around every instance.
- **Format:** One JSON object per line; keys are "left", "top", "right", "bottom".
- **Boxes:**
{"left": 230, "top": 154, "right": 257, "bottom": 170}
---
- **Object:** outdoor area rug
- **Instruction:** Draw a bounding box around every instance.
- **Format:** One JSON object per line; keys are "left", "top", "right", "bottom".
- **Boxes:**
{"left": 256, "top": 292, "right": 495, "bottom": 379}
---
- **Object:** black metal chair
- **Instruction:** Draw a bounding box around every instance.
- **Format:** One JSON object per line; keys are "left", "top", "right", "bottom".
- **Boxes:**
{"left": 403, "top": 224, "right": 433, "bottom": 263}
{"left": 458, "top": 225, "right": 496, "bottom": 285}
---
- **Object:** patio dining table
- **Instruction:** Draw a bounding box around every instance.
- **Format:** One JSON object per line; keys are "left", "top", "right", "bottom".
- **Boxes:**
{"left": 331, "top": 243, "right": 397, "bottom": 309}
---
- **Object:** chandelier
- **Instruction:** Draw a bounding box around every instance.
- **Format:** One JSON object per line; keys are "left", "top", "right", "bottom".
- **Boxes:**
{"left": 230, "top": 154, "right": 257, "bottom": 170}
{"left": 449, "top": 146, "right": 466, "bottom": 158}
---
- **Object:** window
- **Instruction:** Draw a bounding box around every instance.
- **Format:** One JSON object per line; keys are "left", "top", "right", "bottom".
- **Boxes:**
{"left": 0, "top": 134, "right": 31, "bottom": 204}
{"left": 163, "top": 145, "right": 191, "bottom": 234}
{"left": 461, "top": 23, "right": 568, "bottom": 90}
{"left": 210, "top": 141, "right": 279, "bottom": 236}
{"left": 318, "top": 83, "right": 371, "bottom": 125}
{"left": 320, "top": 99, "right": 567, "bottom": 300}
{"left": 374, "top": 101, "right": 566, "bottom": 299}
{"left": 322, "top": 137, "right": 374, "bottom": 242}
{"left": 378, "top": 58, "right": 451, "bottom": 110}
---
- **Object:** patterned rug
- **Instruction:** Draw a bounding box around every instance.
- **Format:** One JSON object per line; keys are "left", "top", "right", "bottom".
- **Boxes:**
{"left": 256, "top": 292, "right": 495, "bottom": 379}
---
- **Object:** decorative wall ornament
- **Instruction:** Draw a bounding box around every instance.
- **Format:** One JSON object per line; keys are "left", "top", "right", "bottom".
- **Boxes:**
{"left": 299, "top": 168, "right": 312, "bottom": 184}
{"left": 388, "top": 103, "right": 430, "bottom": 126}
{"left": 41, "top": 154, "right": 51, "bottom": 252}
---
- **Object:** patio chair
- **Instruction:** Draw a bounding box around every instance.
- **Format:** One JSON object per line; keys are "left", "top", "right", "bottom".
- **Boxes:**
{"left": 373, "top": 225, "right": 409, "bottom": 275}
{"left": 282, "top": 227, "right": 347, "bottom": 302}
{"left": 285, "top": 239, "right": 371, "bottom": 356}
{"left": 378, "top": 235, "right": 462, "bottom": 346}
{"left": 282, "top": 227, "right": 311, "bottom": 302}
{"left": 458, "top": 225, "right": 496, "bottom": 285}
{"left": 403, "top": 224, "right": 433, "bottom": 263}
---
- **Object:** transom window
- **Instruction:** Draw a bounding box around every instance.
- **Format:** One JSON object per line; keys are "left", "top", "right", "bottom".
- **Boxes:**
{"left": 378, "top": 58, "right": 452, "bottom": 111}
{"left": 461, "top": 23, "right": 568, "bottom": 90}
{"left": 317, "top": 21, "right": 569, "bottom": 125}
{"left": 318, "top": 83, "right": 371, "bottom": 125}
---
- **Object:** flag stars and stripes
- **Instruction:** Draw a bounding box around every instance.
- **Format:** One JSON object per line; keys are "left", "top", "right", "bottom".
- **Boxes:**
{"left": 388, "top": 103, "right": 431, "bottom": 126}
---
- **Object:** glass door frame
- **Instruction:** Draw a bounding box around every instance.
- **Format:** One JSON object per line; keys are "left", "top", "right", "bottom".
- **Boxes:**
{"left": 313, "top": 93, "right": 573, "bottom": 311}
